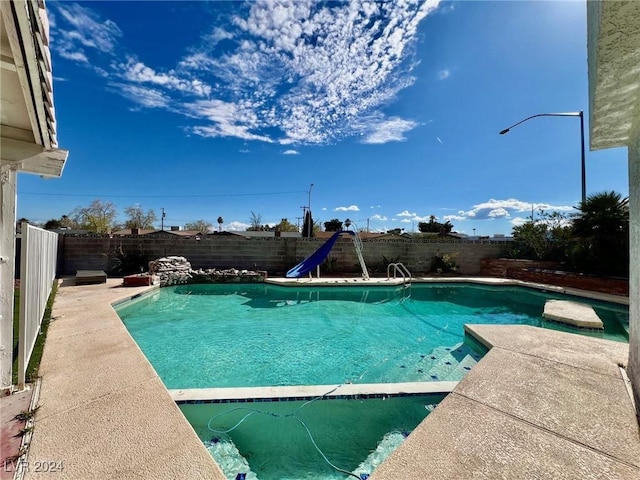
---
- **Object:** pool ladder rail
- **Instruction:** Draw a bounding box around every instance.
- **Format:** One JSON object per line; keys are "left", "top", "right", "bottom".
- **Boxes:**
{"left": 387, "top": 263, "right": 412, "bottom": 300}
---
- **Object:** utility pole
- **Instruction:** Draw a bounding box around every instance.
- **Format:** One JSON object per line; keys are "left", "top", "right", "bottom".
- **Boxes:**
{"left": 296, "top": 216, "right": 303, "bottom": 232}
{"left": 367, "top": 218, "right": 370, "bottom": 232}
{"left": 161, "top": 208, "right": 166, "bottom": 231}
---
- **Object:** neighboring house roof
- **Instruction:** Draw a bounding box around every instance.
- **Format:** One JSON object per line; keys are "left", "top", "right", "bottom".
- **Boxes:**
{"left": 111, "top": 229, "right": 157, "bottom": 236}
{"left": 1, "top": 0, "right": 68, "bottom": 177}
{"left": 50, "top": 229, "right": 90, "bottom": 235}
{"left": 587, "top": 1, "right": 640, "bottom": 150}
{"left": 145, "top": 229, "right": 205, "bottom": 237}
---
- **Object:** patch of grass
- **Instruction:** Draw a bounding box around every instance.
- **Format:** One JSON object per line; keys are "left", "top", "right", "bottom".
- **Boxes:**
{"left": 11, "top": 281, "right": 58, "bottom": 385}
{"left": 14, "top": 405, "right": 41, "bottom": 421}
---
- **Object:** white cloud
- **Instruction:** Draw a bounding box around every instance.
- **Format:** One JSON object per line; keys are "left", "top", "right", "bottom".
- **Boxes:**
{"left": 361, "top": 117, "right": 418, "bottom": 144}
{"left": 443, "top": 214, "right": 466, "bottom": 222}
{"left": 335, "top": 205, "right": 360, "bottom": 212}
{"left": 371, "top": 214, "right": 387, "bottom": 221}
{"left": 58, "top": 49, "right": 88, "bottom": 63}
{"left": 283, "top": 149, "right": 300, "bottom": 155}
{"left": 457, "top": 199, "right": 575, "bottom": 221}
{"left": 227, "top": 221, "right": 251, "bottom": 231}
{"left": 510, "top": 217, "right": 529, "bottom": 227}
{"left": 438, "top": 69, "right": 450, "bottom": 80}
{"left": 488, "top": 208, "right": 510, "bottom": 218}
{"left": 54, "top": 3, "right": 122, "bottom": 58}
{"left": 119, "top": 58, "right": 212, "bottom": 97}
{"left": 185, "top": 99, "right": 274, "bottom": 142}
{"left": 397, "top": 210, "right": 416, "bottom": 217}
{"left": 109, "top": 84, "right": 170, "bottom": 109}
{"left": 51, "top": 1, "right": 441, "bottom": 145}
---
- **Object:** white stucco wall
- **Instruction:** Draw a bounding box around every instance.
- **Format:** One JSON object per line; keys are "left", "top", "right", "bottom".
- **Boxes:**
{"left": 628, "top": 131, "right": 639, "bottom": 411}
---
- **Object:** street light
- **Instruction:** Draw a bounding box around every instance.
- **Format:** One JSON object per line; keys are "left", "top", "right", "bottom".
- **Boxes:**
{"left": 499, "top": 111, "right": 586, "bottom": 203}
{"left": 308, "top": 183, "right": 314, "bottom": 212}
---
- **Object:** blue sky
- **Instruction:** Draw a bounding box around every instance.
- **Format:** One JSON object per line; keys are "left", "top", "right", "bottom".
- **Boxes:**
{"left": 18, "top": 0, "right": 629, "bottom": 235}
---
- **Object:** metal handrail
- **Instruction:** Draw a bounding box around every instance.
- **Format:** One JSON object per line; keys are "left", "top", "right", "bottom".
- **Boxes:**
{"left": 387, "top": 262, "right": 412, "bottom": 284}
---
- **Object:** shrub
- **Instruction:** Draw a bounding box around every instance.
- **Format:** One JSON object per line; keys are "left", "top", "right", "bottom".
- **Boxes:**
{"left": 430, "top": 253, "right": 458, "bottom": 274}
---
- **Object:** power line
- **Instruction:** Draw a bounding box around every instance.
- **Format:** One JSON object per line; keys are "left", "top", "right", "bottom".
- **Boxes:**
{"left": 18, "top": 190, "right": 307, "bottom": 199}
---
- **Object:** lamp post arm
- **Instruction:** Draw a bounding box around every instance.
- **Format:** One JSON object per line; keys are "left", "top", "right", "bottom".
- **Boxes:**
{"left": 500, "top": 112, "right": 582, "bottom": 134}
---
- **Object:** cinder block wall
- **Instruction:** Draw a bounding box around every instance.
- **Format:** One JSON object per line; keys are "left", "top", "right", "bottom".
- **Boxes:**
{"left": 57, "top": 234, "right": 510, "bottom": 276}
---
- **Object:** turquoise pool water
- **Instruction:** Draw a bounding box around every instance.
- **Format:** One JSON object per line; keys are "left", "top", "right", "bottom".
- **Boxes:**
{"left": 180, "top": 393, "right": 445, "bottom": 480}
{"left": 115, "top": 283, "right": 628, "bottom": 390}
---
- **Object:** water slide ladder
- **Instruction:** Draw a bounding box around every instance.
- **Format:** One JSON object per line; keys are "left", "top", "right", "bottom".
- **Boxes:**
{"left": 352, "top": 229, "right": 370, "bottom": 280}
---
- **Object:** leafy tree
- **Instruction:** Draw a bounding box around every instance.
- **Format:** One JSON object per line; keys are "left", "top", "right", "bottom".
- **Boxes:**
{"left": 511, "top": 210, "right": 572, "bottom": 261}
{"left": 184, "top": 220, "right": 213, "bottom": 232}
{"left": 72, "top": 199, "right": 117, "bottom": 233}
{"left": 275, "top": 218, "right": 298, "bottom": 232}
{"left": 302, "top": 210, "right": 314, "bottom": 237}
{"left": 124, "top": 205, "right": 157, "bottom": 229}
{"left": 44, "top": 215, "right": 77, "bottom": 230}
{"left": 418, "top": 215, "right": 453, "bottom": 234}
{"left": 324, "top": 219, "right": 343, "bottom": 231}
{"left": 571, "top": 191, "right": 629, "bottom": 277}
{"left": 248, "top": 211, "right": 263, "bottom": 231}
{"left": 44, "top": 219, "right": 62, "bottom": 230}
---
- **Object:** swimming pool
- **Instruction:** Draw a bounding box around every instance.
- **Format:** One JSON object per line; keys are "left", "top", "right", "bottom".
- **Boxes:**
{"left": 115, "top": 281, "right": 628, "bottom": 480}
{"left": 115, "top": 282, "right": 628, "bottom": 390}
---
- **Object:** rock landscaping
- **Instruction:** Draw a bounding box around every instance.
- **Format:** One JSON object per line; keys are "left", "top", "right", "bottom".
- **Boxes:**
{"left": 148, "top": 256, "right": 266, "bottom": 287}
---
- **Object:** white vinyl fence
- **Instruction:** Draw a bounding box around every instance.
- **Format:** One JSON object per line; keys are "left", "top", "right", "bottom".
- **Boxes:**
{"left": 18, "top": 222, "right": 58, "bottom": 387}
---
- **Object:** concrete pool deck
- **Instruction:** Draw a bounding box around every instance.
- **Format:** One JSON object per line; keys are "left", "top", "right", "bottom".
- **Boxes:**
{"left": 13, "top": 276, "right": 637, "bottom": 479}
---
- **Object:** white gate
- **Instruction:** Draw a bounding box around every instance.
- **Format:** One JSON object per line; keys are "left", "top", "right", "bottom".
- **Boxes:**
{"left": 18, "top": 222, "right": 58, "bottom": 387}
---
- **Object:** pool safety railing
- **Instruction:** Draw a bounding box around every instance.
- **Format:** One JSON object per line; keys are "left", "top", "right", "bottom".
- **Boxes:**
{"left": 387, "top": 262, "right": 411, "bottom": 285}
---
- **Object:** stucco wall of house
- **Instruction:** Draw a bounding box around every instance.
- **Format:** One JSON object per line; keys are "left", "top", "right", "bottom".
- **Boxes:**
{"left": 628, "top": 131, "right": 639, "bottom": 412}
{"left": 55, "top": 235, "right": 510, "bottom": 277}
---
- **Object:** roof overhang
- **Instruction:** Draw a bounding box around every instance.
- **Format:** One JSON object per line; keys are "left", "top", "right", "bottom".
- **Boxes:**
{"left": 0, "top": 0, "right": 68, "bottom": 177}
{"left": 1, "top": 135, "right": 67, "bottom": 177}
{"left": 587, "top": 0, "right": 640, "bottom": 151}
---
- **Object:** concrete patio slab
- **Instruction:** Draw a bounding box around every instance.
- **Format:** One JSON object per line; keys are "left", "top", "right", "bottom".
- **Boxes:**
{"left": 543, "top": 299, "right": 604, "bottom": 329}
{"left": 464, "top": 324, "right": 629, "bottom": 377}
{"left": 454, "top": 348, "right": 640, "bottom": 467}
{"left": 371, "top": 393, "right": 639, "bottom": 480}
{"left": 28, "top": 377, "right": 219, "bottom": 479}
{"left": 36, "top": 325, "right": 158, "bottom": 418}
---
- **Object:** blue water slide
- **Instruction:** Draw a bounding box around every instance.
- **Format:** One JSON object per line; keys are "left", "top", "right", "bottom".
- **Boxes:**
{"left": 286, "top": 230, "right": 355, "bottom": 278}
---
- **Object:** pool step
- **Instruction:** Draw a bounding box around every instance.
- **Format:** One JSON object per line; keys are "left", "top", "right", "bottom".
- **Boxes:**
{"left": 417, "top": 343, "right": 480, "bottom": 382}
{"left": 353, "top": 431, "right": 407, "bottom": 478}
{"left": 382, "top": 343, "right": 481, "bottom": 383}
{"left": 205, "top": 437, "right": 257, "bottom": 480}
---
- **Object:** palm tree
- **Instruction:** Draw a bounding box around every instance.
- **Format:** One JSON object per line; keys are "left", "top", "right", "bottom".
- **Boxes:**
{"left": 572, "top": 191, "right": 629, "bottom": 277}
{"left": 217, "top": 216, "right": 224, "bottom": 232}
